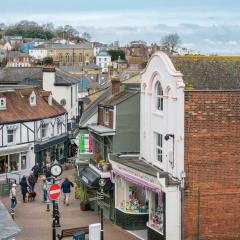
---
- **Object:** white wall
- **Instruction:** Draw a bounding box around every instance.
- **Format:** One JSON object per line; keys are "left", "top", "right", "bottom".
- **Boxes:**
{"left": 29, "top": 49, "right": 48, "bottom": 60}
{"left": 43, "top": 71, "right": 79, "bottom": 120}
{"left": 140, "top": 52, "right": 185, "bottom": 180}
{"left": 96, "top": 55, "right": 111, "bottom": 73}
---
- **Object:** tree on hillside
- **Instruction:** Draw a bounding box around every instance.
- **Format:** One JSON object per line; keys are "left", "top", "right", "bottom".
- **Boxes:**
{"left": 5, "top": 20, "right": 54, "bottom": 39}
{"left": 107, "top": 49, "right": 126, "bottom": 61}
{"left": 82, "top": 32, "right": 92, "bottom": 41}
{"left": 161, "top": 33, "right": 181, "bottom": 53}
{"left": 55, "top": 25, "right": 79, "bottom": 40}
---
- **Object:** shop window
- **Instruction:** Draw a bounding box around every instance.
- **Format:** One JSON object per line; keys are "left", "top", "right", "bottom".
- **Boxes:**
{"left": 0, "top": 156, "right": 8, "bottom": 174}
{"left": 150, "top": 192, "right": 165, "bottom": 234}
{"left": 21, "top": 152, "right": 27, "bottom": 170}
{"left": 155, "top": 82, "right": 163, "bottom": 111}
{"left": 103, "top": 109, "right": 109, "bottom": 125}
{"left": 7, "top": 129, "right": 14, "bottom": 144}
{"left": 9, "top": 154, "right": 19, "bottom": 172}
{"left": 58, "top": 143, "right": 65, "bottom": 159}
{"left": 117, "top": 178, "right": 148, "bottom": 213}
{"left": 41, "top": 123, "right": 48, "bottom": 139}
{"left": 155, "top": 133, "right": 163, "bottom": 162}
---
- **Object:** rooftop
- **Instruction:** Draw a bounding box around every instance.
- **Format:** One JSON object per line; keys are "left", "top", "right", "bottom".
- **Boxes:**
{"left": 171, "top": 56, "right": 240, "bottom": 90}
{"left": 101, "top": 89, "right": 139, "bottom": 107}
{"left": 0, "top": 87, "right": 66, "bottom": 124}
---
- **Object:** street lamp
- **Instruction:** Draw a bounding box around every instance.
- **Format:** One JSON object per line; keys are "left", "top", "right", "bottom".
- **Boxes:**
{"left": 99, "top": 178, "right": 106, "bottom": 240}
{"left": 165, "top": 134, "right": 175, "bottom": 168}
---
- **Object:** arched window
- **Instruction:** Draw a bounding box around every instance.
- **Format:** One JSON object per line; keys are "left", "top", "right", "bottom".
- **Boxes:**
{"left": 59, "top": 53, "right": 62, "bottom": 62}
{"left": 79, "top": 53, "right": 83, "bottom": 62}
{"left": 155, "top": 82, "right": 163, "bottom": 111}
{"left": 65, "top": 53, "right": 70, "bottom": 62}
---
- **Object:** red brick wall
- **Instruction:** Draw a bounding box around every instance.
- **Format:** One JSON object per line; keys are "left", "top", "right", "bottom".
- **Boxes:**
{"left": 98, "top": 107, "right": 114, "bottom": 129}
{"left": 184, "top": 91, "right": 240, "bottom": 240}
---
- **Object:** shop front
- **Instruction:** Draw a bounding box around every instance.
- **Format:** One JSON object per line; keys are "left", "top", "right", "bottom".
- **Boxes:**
{"left": 110, "top": 154, "right": 167, "bottom": 240}
{"left": 35, "top": 134, "right": 68, "bottom": 169}
{"left": 79, "top": 165, "right": 115, "bottom": 221}
{"left": 0, "top": 143, "right": 34, "bottom": 181}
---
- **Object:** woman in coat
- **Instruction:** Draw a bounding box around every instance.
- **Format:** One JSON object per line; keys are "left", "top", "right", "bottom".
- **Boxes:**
{"left": 20, "top": 176, "right": 29, "bottom": 203}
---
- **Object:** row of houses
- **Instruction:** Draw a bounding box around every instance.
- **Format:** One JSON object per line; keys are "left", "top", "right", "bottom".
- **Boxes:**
{"left": 77, "top": 52, "right": 240, "bottom": 240}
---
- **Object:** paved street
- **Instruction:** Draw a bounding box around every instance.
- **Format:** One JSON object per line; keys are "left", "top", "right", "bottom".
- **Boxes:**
{"left": 1, "top": 168, "right": 138, "bottom": 240}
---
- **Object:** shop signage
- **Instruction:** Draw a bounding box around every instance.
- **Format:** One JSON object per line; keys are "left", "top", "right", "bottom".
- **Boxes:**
{"left": 112, "top": 162, "right": 159, "bottom": 186}
{"left": 79, "top": 133, "right": 92, "bottom": 153}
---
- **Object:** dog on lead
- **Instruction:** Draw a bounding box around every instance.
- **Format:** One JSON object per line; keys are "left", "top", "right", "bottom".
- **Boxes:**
{"left": 27, "top": 191, "right": 37, "bottom": 202}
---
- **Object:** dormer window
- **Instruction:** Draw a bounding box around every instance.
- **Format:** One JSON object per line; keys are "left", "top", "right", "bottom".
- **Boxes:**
{"left": 0, "top": 98, "right": 6, "bottom": 110}
{"left": 29, "top": 91, "right": 36, "bottom": 106}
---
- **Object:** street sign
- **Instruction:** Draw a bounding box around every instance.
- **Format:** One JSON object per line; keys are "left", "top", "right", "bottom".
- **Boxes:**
{"left": 48, "top": 184, "right": 61, "bottom": 201}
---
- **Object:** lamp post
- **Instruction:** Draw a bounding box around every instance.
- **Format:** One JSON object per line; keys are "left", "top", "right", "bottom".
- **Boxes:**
{"left": 98, "top": 178, "right": 106, "bottom": 240}
{"left": 164, "top": 134, "right": 175, "bottom": 168}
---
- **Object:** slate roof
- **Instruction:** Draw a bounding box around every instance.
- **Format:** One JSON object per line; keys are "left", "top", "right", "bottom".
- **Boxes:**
{"left": 46, "top": 43, "right": 93, "bottom": 49}
{"left": 0, "top": 67, "right": 79, "bottom": 86}
{"left": 171, "top": 56, "right": 240, "bottom": 90}
{"left": 0, "top": 87, "right": 66, "bottom": 124}
{"left": 100, "top": 89, "right": 139, "bottom": 107}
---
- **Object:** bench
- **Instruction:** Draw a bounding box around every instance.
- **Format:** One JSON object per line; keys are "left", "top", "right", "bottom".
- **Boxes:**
{"left": 57, "top": 226, "right": 89, "bottom": 239}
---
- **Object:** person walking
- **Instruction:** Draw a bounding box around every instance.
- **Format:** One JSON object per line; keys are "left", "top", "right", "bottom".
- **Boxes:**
{"left": 28, "top": 172, "right": 36, "bottom": 193}
{"left": 42, "top": 176, "right": 48, "bottom": 203}
{"left": 9, "top": 183, "right": 17, "bottom": 219}
{"left": 61, "top": 178, "right": 74, "bottom": 206}
{"left": 32, "top": 163, "right": 40, "bottom": 183}
{"left": 20, "top": 176, "right": 29, "bottom": 203}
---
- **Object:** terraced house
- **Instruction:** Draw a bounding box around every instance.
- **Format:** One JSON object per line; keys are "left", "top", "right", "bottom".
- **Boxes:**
{"left": 0, "top": 87, "right": 68, "bottom": 182}
{"left": 110, "top": 53, "right": 240, "bottom": 240}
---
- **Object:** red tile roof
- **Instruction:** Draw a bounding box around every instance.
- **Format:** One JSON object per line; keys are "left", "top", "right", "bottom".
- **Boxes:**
{"left": 0, "top": 87, "right": 66, "bottom": 124}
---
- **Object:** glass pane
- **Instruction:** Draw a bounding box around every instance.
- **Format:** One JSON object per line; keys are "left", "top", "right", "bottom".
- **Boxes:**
{"left": 0, "top": 156, "right": 8, "bottom": 174}
{"left": 157, "top": 83, "right": 163, "bottom": 95}
{"left": 9, "top": 154, "right": 19, "bottom": 171}
{"left": 21, "top": 153, "right": 27, "bottom": 170}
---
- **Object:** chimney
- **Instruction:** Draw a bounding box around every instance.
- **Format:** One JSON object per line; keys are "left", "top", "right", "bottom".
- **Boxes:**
{"left": 111, "top": 74, "right": 121, "bottom": 95}
{"left": 42, "top": 64, "right": 56, "bottom": 92}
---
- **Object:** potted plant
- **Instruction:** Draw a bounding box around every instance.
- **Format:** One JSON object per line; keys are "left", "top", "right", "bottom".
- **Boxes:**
{"left": 77, "top": 183, "right": 90, "bottom": 211}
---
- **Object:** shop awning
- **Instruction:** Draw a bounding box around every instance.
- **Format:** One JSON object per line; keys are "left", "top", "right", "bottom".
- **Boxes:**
{"left": 88, "top": 124, "right": 115, "bottom": 136}
{"left": 79, "top": 167, "right": 113, "bottom": 191}
{"left": 114, "top": 169, "right": 161, "bottom": 193}
{"left": 79, "top": 167, "right": 101, "bottom": 189}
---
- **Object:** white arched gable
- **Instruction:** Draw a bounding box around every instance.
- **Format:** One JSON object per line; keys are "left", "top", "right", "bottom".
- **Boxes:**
{"left": 141, "top": 51, "right": 184, "bottom": 95}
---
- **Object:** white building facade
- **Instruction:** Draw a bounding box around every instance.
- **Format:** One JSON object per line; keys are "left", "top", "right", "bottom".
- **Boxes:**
{"left": 140, "top": 52, "right": 185, "bottom": 240}
{"left": 42, "top": 66, "right": 79, "bottom": 121}
{"left": 29, "top": 48, "right": 48, "bottom": 60}
{"left": 96, "top": 51, "right": 111, "bottom": 73}
{"left": 0, "top": 88, "right": 68, "bottom": 182}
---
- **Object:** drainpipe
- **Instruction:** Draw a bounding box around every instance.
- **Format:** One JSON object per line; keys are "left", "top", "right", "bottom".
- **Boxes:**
{"left": 181, "top": 186, "right": 184, "bottom": 240}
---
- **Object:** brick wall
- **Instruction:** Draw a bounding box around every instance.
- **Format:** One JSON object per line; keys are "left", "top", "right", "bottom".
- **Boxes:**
{"left": 98, "top": 107, "right": 114, "bottom": 129}
{"left": 184, "top": 91, "right": 240, "bottom": 240}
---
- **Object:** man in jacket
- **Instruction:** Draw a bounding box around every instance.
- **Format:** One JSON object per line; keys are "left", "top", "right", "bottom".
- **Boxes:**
{"left": 61, "top": 178, "right": 74, "bottom": 206}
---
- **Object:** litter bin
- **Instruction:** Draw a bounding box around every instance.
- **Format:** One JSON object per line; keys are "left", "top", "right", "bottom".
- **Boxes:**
{"left": 73, "top": 231, "right": 85, "bottom": 240}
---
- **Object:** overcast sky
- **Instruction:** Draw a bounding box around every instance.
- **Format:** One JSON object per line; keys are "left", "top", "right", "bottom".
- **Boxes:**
{"left": 1, "top": 0, "right": 240, "bottom": 55}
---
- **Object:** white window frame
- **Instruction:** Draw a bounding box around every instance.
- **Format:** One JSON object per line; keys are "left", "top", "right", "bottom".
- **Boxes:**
{"left": 155, "top": 82, "right": 163, "bottom": 111}
{"left": 155, "top": 132, "right": 163, "bottom": 162}
{"left": 103, "top": 108, "right": 109, "bottom": 125}
{"left": 7, "top": 129, "right": 15, "bottom": 144}
{"left": 56, "top": 121, "right": 62, "bottom": 135}
{"left": 41, "top": 123, "right": 48, "bottom": 139}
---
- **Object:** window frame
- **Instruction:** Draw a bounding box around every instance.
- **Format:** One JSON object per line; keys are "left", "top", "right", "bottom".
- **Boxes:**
{"left": 7, "top": 129, "right": 14, "bottom": 144}
{"left": 155, "top": 132, "right": 163, "bottom": 162}
{"left": 155, "top": 82, "right": 163, "bottom": 111}
{"left": 103, "top": 108, "right": 109, "bottom": 126}
{"left": 41, "top": 123, "right": 48, "bottom": 139}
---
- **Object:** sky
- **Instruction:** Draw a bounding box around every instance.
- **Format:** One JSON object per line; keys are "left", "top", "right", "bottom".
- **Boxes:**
{"left": 1, "top": 0, "right": 240, "bottom": 55}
